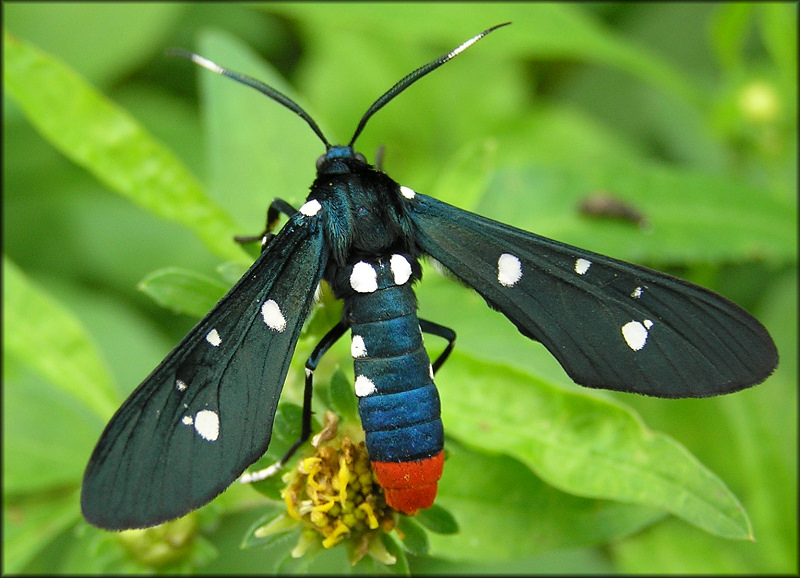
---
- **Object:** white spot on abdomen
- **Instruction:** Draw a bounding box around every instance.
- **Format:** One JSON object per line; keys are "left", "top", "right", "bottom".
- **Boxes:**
{"left": 261, "top": 299, "right": 287, "bottom": 332}
{"left": 400, "top": 185, "right": 416, "bottom": 199}
{"left": 206, "top": 329, "right": 222, "bottom": 347}
{"left": 497, "top": 253, "right": 522, "bottom": 287}
{"left": 300, "top": 199, "right": 322, "bottom": 216}
{"left": 351, "top": 335, "right": 367, "bottom": 358}
{"left": 350, "top": 262, "right": 378, "bottom": 293}
{"left": 621, "top": 319, "right": 654, "bottom": 351}
{"left": 355, "top": 375, "right": 376, "bottom": 397}
{"left": 390, "top": 254, "right": 412, "bottom": 285}
{"left": 575, "top": 258, "right": 592, "bottom": 275}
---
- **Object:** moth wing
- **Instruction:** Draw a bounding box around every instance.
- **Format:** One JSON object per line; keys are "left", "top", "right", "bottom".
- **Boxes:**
{"left": 410, "top": 193, "right": 777, "bottom": 397}
{"left": 82, "top": 213, "right": 326, "bottom": 530}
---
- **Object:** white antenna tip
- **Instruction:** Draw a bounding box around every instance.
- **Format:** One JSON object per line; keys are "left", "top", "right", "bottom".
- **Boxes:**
{"left": 188, "top": 54, "right": 225, "bottom": 75}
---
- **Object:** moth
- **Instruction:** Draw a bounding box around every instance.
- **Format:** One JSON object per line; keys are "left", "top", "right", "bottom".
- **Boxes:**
{"left": 82, "top": 23, "right": 778, "bottom": 530}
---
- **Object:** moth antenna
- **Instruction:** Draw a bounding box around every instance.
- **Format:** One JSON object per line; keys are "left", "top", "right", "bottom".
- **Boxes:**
{"left": 167, "top": 48, "right": 332, "bottom": 148}
{"left": 347, "top": 22, "right": 511, "bottom": 147}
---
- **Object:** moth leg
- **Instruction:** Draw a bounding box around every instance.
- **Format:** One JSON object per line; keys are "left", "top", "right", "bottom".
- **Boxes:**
{"left": 419, "top": 319, "right": 457, "bottom": 374}
{"left": 239, "top": 320, "right": 349, "bottom": 484}
{"left": 234, "top": 198, "right": 297, "bottom": 249}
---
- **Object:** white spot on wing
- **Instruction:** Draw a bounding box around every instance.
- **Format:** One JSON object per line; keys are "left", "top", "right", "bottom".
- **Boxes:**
{"left": 194, "top": 410, "right": 220, "bottom": 441}
{"left": 350, "top": 262, "right": 378, "bottom": 293}
{"left": 261, "top": 299, "right": 287, "bottom": 332}
{"left": 621, "top": 319, "right": 653, "bottom": 351}
{"left": 400, "top": 185, "right": 416, "bottom": 199}
{"left": 206, "top": 328, "right": 222, "bottom": 346}
{"left": 575, "top": 258, "right": 592, "bottom": 275}
{"left": 300, "top": 199, "right": 322, "bottom": 216}
{"left": 631, "top": 286, "right": 643, "bottom": 299}
{"left": 355, "top": 375, "right": 376, "bottom": 397}
{"left": 497, "top": 253, "right": 522, "bottom": 287}
{"left": 390, "top": 254, "right": 412, "bottom": 285}
{"left": 351, "top": 335, "right": 367, "bottom": 358}
{"left": 176, "top": 379, "right": 187, "bottom": 392}
{"left": 181, "top": 415, "right": 193, "bottom": 425}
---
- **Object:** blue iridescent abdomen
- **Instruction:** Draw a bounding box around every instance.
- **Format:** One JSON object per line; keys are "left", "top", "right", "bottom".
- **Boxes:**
{"left": 332, "top": 254, "right": 445, "bottom": 513}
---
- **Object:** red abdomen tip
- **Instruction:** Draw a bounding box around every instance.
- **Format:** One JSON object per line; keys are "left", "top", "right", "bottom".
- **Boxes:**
{"left": 371, "top": 451, "right": 444, "bottom": 515}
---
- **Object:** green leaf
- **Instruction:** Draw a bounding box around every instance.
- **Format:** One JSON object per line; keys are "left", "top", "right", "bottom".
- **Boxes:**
{"left": 709, "top": 4, "right": 754, "bottom": 73}
{"left": 379, "top": 533, "right": 410, "bottom": 574}
{"left": 612, "top": 270, "right": 797, "bottom": 572}
{"left": 430, "top": 138, "right": 499, "bottom": 213}
{"left": 3, "top": 4, "right": 186, "bottom": 87}
{"left": 758, "top": 3, "right": 798, "bottom": 82}
{"left": 3, "top": 256, "right": 118, "bottom": 420}
{"left": 429, "top": 441, "right": 664, "bottom": 561}
{"left": 2, "top": 490, "right": 81, "bottom": 574}
{"left": 3, "top": 30, "right": 247, "bottom": 264}
{"left": 396, "top": 517, "right": 429, "bottom": 557}
{"left": 269, "top": 403, "right": 305, "bottom": 456}
{"left": 476, "top": 163, "right": 795, "bottom": 266}
{"left": 216, "top": 261, "right": 250, "bottom": 285}
{"left": 438, "top": 353, "right": 754, "bottom": 540}
{"left": 247, "top": 403, "right": 322, "bottom": 479}
{"left": 241, "top": 506, "right": 298, "bottom": 549}
{"left": 329, "top": 369, "right": 359, "bottom": 423}
{"left": 268, "top": 4, "right": 698, "bottom": 102}
{"left": 195, "top": 30, "right": 322, "bottom": 232}
{"left": 138, "top": 267, "right": 228, "bottom": 317}
{"left": 414, "top": 504, "right": 459, "bottom": 535}
{"left": 3, "top": 364, "right": 100, "bottom": 494}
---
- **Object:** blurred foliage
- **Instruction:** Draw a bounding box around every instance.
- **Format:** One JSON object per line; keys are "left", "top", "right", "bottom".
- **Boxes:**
{"left": 3, "top": 3, "right": 796, "bottom": 574}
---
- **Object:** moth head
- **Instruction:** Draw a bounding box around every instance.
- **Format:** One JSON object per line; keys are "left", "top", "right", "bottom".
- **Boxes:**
{"left": 315, "top": 146, "right": 368, "bottom": 175}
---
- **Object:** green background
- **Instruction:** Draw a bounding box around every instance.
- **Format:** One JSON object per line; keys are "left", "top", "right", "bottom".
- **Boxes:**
{"left": 4, "top": 3, "right": 796, "bottom": 574}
